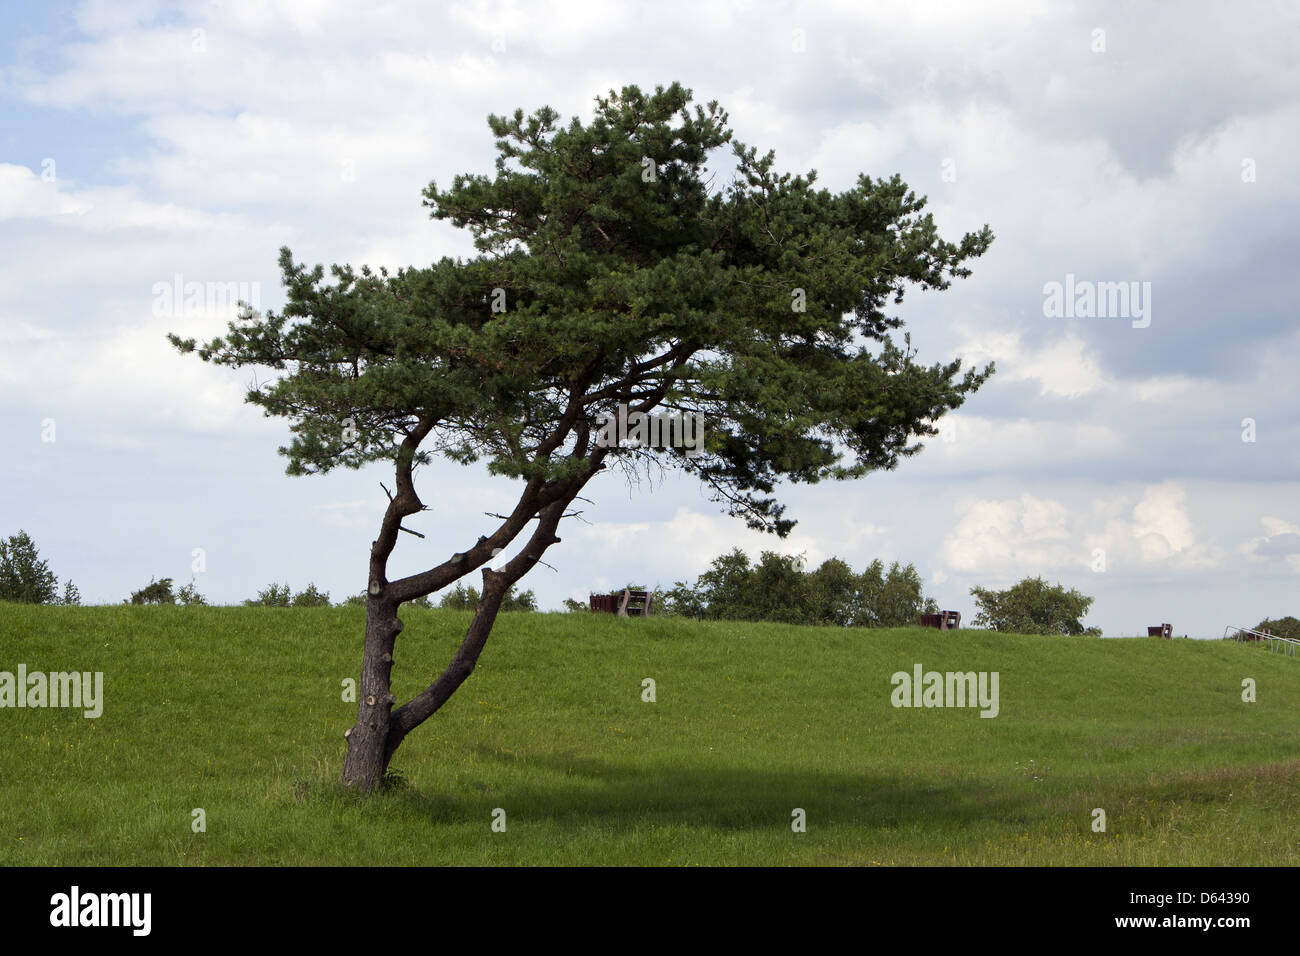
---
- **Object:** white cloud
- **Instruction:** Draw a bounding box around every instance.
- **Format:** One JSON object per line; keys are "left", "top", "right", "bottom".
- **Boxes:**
{"left": 940, "top": 493, "right": 1077, "bottom": 576}
{"left": 951, "top": 328, "right": 1105, "bottom": 398}
{"left": 925, "top": 414, "right": 1123, "bottom": 471}
{"left": 1241, "top": 516, "right": 1300, "bottom": 573}
{"left": 940, "top": 482, "right": 1223, "bottom": 580}
{"left": 1131, "top": 482, "right": 1196, "bottom": 560}
{"left": 315, "top": 499, "right": 375, "bottom": 531}
{"left": 0, "top": 164, "right": 93, "bottom": 221}
{"left": 2, "top": 316, "right": 263, "bottom": 432}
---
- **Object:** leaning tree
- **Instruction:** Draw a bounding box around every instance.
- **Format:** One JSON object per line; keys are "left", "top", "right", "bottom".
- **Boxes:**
{"left": 170, "top": 82, "right": 994, "bottom": 792}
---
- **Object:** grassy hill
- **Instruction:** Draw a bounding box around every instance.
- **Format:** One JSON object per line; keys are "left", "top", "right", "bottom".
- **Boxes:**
{"left": 2, "top": 603, "right": 1298, "bottom": 865}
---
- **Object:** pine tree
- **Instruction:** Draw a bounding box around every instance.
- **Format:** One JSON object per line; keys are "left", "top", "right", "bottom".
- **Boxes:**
{"left": 171, "top": 82, "right": 995, "bottom": 791}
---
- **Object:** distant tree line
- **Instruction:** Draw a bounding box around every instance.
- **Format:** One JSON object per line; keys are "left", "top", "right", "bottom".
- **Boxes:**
{"left": 121, "top": 577, "right": 538, "bottom": 610}
{"left": 0, "top": 530, "right": 542, "bottom": 612}
{"left": 565, "top": 553, "right": 1105, "bottom": 636}
{"left": 650, "top": 548, "right": 937, "bottom": 627}
{"left": 0, "top": 530, "right": 1146, "bottom": 637}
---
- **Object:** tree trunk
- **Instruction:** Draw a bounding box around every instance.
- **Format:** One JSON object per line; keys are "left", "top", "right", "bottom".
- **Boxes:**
{"left": 342, "top": 595, "right": 402, "bottom": 791}
{"left": 339, "top": 474, "right": 590, "bottom": 793}
{"left": 342, "top": 575, "right": 511, "bottom": 792}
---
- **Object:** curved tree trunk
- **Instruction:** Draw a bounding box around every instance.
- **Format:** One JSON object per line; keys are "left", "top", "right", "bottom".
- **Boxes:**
{"left": 340, "top": 418, "right": 609, "bottom": 792}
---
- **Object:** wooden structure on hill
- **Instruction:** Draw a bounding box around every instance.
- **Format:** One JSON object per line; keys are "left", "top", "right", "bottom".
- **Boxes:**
{"left": 590, "top": 588, "right": 653, "bottom": 617}
{"left": 920, "top": 610, "right": 961, "bottom": 630}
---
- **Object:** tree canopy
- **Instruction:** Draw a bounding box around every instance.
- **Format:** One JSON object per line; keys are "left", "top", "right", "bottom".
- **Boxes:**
{"left": 1253, "top": 616, "right": 1300, "bottom": 641}
{"left": 171, "top": 81, "right": 993, "bottom": 541}
{"left": 0, "top": 530, "right": 64, "bottom": 605}
{"left": 970, "top": 577, "right": 1101, "bottom": 636}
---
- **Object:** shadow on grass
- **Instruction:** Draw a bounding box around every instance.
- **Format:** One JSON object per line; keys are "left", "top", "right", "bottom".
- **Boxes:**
{"left": 287, "top": 749, "right": 1300, "bottom": 850}
{"left": 354, "top": 745, "right": 1055, "bottom": 832}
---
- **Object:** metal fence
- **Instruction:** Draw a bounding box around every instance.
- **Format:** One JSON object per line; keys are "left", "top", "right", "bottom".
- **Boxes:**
{"left": 1225, "top": 625, "right": 1299, "bottom": 658}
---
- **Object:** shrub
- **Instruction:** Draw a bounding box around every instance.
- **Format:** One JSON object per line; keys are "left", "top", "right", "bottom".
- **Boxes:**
{"left": 501, "top": 587, "right": 537, "bottom": 612}
{"left": 245, "top": 582, "right": 292, "bottom": 607}
{"left": 438, "top": 582, "right": 479, "bottom": 611}
{"left": 130, "top": 577, "right": 176, "bottom": 605}
{"left": 177, "top": 578, "right": 207, "bottom": 606}
{"left": 291, "top": 583, "right": 331, "bottom": 607}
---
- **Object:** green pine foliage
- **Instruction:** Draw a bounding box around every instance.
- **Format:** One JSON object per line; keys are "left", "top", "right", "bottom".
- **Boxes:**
{"left": 170, "top": 81, "right": 994, "bottom": 541}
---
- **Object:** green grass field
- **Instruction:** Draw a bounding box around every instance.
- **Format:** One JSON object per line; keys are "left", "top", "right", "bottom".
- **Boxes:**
{"left": 2, "top": 603, "right": 1298, "bottom": 865}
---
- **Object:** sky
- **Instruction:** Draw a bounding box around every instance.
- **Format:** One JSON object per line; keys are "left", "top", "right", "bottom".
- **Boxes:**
{"left": 1, "top": 0, "right": 1298, "bottom": 636}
